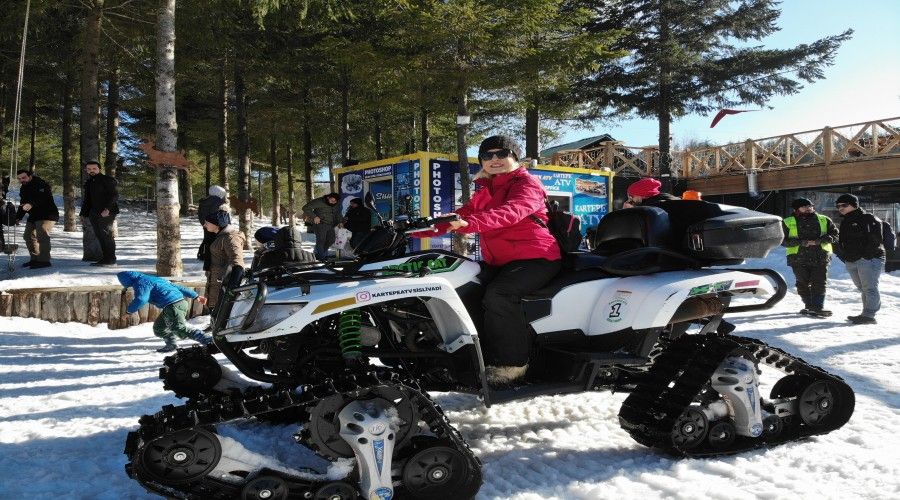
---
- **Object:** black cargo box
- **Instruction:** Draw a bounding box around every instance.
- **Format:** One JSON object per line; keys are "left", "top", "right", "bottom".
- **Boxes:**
{"left": 683, "top": 208, "right": 783, "bottom": 260}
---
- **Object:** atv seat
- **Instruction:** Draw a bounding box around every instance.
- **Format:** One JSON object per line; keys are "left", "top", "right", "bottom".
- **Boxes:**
{"left": 590, "top": 206, "right": 672, "bottom": 256}
{"left": 524, "top": 267, "right": 612, "bottom": 300}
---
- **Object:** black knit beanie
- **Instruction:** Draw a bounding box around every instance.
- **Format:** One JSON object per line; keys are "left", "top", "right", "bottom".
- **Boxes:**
{"left": 791, "top": 198, "right": 813, "bottom": 209}
{"left": 835, "top": 194, "right": 859, "bottom": 207}
{"left": 478, "top": 135, "right": 522, "bottom": 161}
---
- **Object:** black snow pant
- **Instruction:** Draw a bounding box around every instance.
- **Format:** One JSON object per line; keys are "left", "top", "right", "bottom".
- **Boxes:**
{"left": 790, "top": 262, "right": 828, "bottom": 310}
{"left": 89, "top": 213, "right": 117, "bottom": 263}
{"left": 480, "top": 258, "right": 562, "bottom": 367}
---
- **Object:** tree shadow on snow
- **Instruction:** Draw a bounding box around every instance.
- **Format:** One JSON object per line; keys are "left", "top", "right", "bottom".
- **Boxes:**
{"left": 739, "top": 326, "right": 900, "bottom": 411}
{"left": 475, "top": 442, "right": 679, "bottom": 498}
{"left": 0, "top": 430, "right": 149, "bottom": 500}
{"left": 0, "top": 366, "right": 155, "bottom": 386}
{"left": 0, "top": 391, "right": 178, "bottom": 423}
{"left": 0, "top": 376, "right": 158, "bottom": 398}
{"left": 0, "top": 333, "right": 149, "bottom": 347}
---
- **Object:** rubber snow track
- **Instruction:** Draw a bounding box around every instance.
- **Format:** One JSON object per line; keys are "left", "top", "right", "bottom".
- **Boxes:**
{"left": 618, "top": 334, "right": 855, "bottom": 457}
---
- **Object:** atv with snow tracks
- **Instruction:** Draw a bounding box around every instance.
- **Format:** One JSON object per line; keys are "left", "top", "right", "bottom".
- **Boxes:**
{"left": 124, "top": 201, "right": 855, "bottom": 499}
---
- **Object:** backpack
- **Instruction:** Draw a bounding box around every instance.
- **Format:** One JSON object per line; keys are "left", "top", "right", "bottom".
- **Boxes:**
{"left": 883, "top": 220, "right": 896, "bottom": 251}
{"left": 531, "top": 199, "right": 583, "bottom": 253}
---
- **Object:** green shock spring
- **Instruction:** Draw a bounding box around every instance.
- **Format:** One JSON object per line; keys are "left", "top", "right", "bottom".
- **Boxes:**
{"left": 338, "top": 310, "right": 363, "bottom": 359}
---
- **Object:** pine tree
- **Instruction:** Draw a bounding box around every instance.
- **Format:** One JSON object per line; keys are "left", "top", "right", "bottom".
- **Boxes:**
{"left": 583, "top": 0, "right": 852, "bottom": 188}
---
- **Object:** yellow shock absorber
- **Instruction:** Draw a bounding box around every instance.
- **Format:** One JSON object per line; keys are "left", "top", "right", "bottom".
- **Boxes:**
{"left": 338, "top": 309, "right": 363, "bottom": 359}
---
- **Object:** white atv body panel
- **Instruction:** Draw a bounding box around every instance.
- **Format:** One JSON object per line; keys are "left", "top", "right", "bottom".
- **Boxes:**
{"left": 224, "top": 253, "right": 482, "bottom": 352}
{"left": 530, "top": 269, "right": 773, "bottom": 335}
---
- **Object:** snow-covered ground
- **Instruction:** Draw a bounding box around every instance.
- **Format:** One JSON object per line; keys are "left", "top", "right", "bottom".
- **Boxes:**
{"left": 1, "top": 209, "right": 899, "bottom": 499}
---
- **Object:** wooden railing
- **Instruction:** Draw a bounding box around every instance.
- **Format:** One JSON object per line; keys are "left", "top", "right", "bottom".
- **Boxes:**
{"left": 549, "top": 142, "right": 661, "bottom": 177}
{"left": 546, "top": 117, "right": 900, "bottom": 179}
{"left": 680, "top": 117, "right": 900, "bottom": 178}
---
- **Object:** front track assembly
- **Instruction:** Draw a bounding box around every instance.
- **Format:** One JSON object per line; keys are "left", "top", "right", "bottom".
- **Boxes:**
{"left": 125, "top": 370, "right": 482, "bottom": 499}
{"left": 618, "top": 334, "right": 855, "bottom": 457}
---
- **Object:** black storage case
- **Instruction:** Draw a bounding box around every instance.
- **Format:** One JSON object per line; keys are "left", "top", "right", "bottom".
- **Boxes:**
{"left": 684, "top": 208, "right": 783, "bottom": 261}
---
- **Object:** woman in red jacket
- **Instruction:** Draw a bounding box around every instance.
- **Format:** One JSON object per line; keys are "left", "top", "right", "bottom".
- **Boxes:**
{"left": 445, "top": 135, "right": 562, "bottom": 386}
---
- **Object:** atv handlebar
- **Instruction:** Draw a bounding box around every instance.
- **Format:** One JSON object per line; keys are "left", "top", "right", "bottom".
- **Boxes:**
{"left": 395, "top": 213, "right": 461, "bottom": 233}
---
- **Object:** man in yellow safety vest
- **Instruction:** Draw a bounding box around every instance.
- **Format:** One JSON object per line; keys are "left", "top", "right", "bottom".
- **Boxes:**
{"left": 781, "top": 198, "right": 839, "bottom": 317}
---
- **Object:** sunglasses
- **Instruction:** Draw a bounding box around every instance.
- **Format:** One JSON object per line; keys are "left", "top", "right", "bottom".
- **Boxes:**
{"left": 479, "top": 149, "right": 513, "bottom": 161}
{"left": 835, "top": 203, "right": 850, "bottom": 208}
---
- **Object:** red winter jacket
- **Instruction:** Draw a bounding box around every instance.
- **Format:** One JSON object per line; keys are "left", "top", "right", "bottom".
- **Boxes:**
{"left": 433, "top": 167, "right": 561, "bottom": 266}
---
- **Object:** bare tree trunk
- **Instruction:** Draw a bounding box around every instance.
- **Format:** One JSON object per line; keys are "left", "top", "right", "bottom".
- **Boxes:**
{"left": 80, "top": 1, "right": 104, "bottom": 261}
{"left": 286, "top": 145, "right": 295, "bottom": 225}
{"left": 178, "top": 169, "right": 191, "bottom": 215}
{"left": 405, "top": 113, "right": 415, "bottom": 154}
{"left": 235, "top": 63, "right": 252, "bottom": 246}
{"left": 62, "top": 71, "right": 77, "bottom": 232}
{"left": 218, "top": 57, "right": 229, "bottom": 191}
{"left": 373, "top": 111, "right": 383, "bottom": 160}
{"left": 104, "top": 64, "right": 119, "bottom": 176}
{"left": 340, "top": 68, "right": 350, "bottom": 164}
{"left": 0, "top": 79, "right": 5, "bottom": 162}
{"left": 256, "top": 167, "right": 263, "bottom": 219}
{"left": 454, "top": 72, "right": 470, "bottom": 256}
{"left": 204, "top": 150, "right": 211, "bottom": 194}
{"left": 657, "top": 0, "right": 673, "bottom": 193}
{"left": 525, "top": 105, "right": 539, "bottom": 160}
{"left": 270, "top": 136, "right": 280, "bottom": 225}
{"left": 29, "top": 99, "right": 36, "bottom": 170}
{"left": 79, "top": 1, "right": 103, "bottom": 165}
{"left": 420, "top": 106, "right": 429, "bottom": 152}
{"left": 177, "top": 130, "right": 191, "bottom": 216}
{"left": 303, "top": 89, "right": 314, "bottom": 202}
{"left": 104, "top": 63, "right": 121, "bottom": 239}
{"left": 154, "top": 0, "right": 182, "bottom": 277}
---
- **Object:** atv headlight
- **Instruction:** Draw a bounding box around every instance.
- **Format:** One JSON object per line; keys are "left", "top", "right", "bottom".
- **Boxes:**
{"left": 245, "top": 303, "right": 305, "bottom": 333}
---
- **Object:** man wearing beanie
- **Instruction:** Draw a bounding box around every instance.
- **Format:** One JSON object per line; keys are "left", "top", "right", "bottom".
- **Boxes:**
{"left": 197, "top": 185, "right": 229, "bottom": 271}
{"left": 781, "top": 198, "right": 838, "bottom": 317}
{"left": 834, "top": 193, "right": 885, "bottom": 324}
{"left": 625, "top": 177, "right": 678, "bottom": 207}
{"left": 203, "top": 210, "right": 246, "bottom": 315}
{"left": 302, "top": 192, "right": 342, "bottom": 260}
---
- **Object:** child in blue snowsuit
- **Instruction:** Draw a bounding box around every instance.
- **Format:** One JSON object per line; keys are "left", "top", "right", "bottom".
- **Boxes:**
{"left": 117, "top": 271, "right": 212, "bottom": 352}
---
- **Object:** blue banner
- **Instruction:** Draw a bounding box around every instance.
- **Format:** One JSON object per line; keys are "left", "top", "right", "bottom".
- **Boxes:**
{"left": 532, "top": 170, "right": 609, "bottom": 234}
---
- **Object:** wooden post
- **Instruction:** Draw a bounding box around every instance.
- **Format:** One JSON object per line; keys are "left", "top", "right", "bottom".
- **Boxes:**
{"left": 41, "top": 293, "right": 57, "bottom": 323}
{"left": 744, "top": 139, "right": 756, "bottom": 172}
{"left": 0, "top": 293, "right": 11, "bottom": 316}
{"left": 72, "top": 293, "right": 89, "bottom": 324}
{"left": 822, "top": 126, "right": 833, "bottom": 166}
{"left": 88, "top": 291, "right": 102, "bottom": 326}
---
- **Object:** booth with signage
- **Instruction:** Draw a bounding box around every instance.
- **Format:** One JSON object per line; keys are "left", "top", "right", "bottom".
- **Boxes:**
{"left": 333, "top": 152, "right": 614, "bottom": 252}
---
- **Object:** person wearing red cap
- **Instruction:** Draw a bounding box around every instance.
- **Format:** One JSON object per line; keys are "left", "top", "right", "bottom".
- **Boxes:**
{"left": 625, "top": 177, "right": 678, "bottom": 207}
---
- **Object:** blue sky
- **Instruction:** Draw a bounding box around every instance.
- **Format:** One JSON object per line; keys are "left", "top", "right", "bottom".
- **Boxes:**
{"left": 549, "top": 0, "right": 900, "bottom": 150}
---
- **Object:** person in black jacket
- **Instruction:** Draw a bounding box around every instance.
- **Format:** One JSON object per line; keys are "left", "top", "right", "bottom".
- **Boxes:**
{"left": 781, "top": 198, "right": 839, "bottom": 317}
{"left": 343, "top": 197, "right": 374, "bottom": 250}
{"left": 15, "top": 170, "right": 60, "bottom": 268}
{"left": 79, "top": 160, "right": 119, "bottom": 266}
{"left": 834, "top": 194, "right": 885, "bottom": 324}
